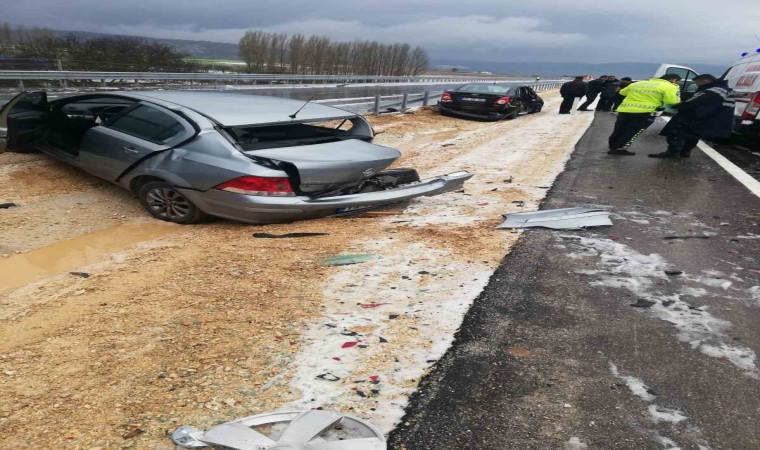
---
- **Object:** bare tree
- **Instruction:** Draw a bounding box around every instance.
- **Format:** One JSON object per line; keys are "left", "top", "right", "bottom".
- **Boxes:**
{"left": 289, "top": 33, "right": 305, "bottom": 74}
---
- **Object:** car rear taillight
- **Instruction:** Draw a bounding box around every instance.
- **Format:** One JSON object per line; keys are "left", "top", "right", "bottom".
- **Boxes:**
{"left": 441, "top": 92, "right": 453, "bottom": 102}
{"left": 494, "top": 96, "right": 512, "bottom": 105}
{"left": 214, "top": 176, "right": 295, "bottom": 197}
{"left": 741, "top": 92, "right": 760, "bottom": 119}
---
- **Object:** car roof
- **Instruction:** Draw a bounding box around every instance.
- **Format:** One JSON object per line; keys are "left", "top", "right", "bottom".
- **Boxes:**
{"left": 113, "top": 91, "right": 357, "bottom": 126}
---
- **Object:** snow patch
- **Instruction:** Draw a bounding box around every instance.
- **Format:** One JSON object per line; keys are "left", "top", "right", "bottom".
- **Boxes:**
{"left": 563, "top": 437, "right": 588, "bottom": 450}
{"left": 648, "top": 405, "right": 688, "bottom": 423}
{"left": 609, "top": 362, "right": 656, "bottom": 402}
{"left": 568, "top": 237, "right": 758, "bottom": 378}
{"left": 287, "top": 239, "right": 491, "bottom": 431}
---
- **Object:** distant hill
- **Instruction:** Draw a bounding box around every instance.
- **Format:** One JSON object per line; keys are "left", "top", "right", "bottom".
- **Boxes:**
{"left": 48, "top": 29, "right": 240, "bottom": 59}
{"left": 431, "top": 60, "right": 731, "bottom": 80}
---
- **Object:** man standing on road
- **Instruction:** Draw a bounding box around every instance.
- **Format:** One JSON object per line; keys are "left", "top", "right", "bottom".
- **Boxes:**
{"left": 559, "top": 76, "right": 588, "bottom": 114}
{"left": 597, "top": 76, "right": 620, "bottom": 112}
{"left": 607, "top": 74, "right": 681, "bottom": 155}
{"left": 578, "top": 75, "right": 607, "bottom": 111}
{"left": 649, "top": 74, "right": 735, "bottom": 159}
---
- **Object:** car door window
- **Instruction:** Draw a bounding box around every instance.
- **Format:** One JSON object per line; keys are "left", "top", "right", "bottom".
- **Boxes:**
{"left": 665, "top": 67, "right": 689, "bottom": 80}
{"left": 107, "top": 105, "right": 185, "bottom": 144}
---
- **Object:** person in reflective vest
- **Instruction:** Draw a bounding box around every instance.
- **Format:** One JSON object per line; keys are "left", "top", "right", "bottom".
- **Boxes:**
{"left": 607, "top": 74, "right": 681, "bottom": 155}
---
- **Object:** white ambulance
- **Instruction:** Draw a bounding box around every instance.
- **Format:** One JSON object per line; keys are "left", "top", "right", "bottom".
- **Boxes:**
{"left": 721, "top": 49, "right": 760, "bottom": 144}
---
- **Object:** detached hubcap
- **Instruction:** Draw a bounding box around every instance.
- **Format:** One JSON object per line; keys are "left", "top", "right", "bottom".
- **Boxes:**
{"left": 146, "top": 188, "right": 191, "bottom": 219}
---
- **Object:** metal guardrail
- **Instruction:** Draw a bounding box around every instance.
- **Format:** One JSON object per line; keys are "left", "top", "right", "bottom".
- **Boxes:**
{"left": 320, "top": 82, "right": 563, "bottom": 115}
{"left": 0, "top": 70, "right": 566, "bottom": 89}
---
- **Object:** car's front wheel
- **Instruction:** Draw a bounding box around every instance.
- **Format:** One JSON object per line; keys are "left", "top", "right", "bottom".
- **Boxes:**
{"left": 138, "top": 181, "right": 208, "bottom": 224}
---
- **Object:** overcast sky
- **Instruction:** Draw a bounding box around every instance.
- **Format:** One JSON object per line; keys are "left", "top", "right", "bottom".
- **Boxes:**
{"left": 3, "top": 0, "right": 759, "bottom": 65}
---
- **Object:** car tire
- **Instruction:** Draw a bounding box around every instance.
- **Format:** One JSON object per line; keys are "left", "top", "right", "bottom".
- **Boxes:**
{"left": 504, "top": 110, "right": 519, "bottom": 120}
{"left": 138, "top": 181, "right": 209, "bottom": 224}
{"left": 528, "top": 105, "right": 542, "bottom": 114}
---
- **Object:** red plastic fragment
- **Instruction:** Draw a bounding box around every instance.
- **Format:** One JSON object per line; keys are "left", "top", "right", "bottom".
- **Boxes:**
{"left": 341, "top": 342, "right": 359, "bottom": 348}
{"left": 333, "top": 357, "right": 342, "bottom": 361}
{"left": 369, "top": 375, "right": 379, "bottom": 382}
{"left": 359, "top": 303, "right": 389, "bottom": 308}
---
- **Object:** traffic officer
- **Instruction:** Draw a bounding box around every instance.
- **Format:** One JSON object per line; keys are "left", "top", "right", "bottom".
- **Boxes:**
{"left": 607, "top": 74, "right": 681, "bottom": 155}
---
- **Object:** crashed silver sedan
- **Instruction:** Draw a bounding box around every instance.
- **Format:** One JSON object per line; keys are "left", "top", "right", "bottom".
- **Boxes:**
{"left": 0, "top": 91, "right": 471, "bottom": 224}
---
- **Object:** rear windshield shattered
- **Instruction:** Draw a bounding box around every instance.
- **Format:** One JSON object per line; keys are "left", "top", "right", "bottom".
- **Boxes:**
{"left": 225, "top": 119, "right": 366, "bottom": 151}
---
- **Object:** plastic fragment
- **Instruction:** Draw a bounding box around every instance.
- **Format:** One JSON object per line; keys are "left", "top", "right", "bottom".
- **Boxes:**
{"left": 322, "top": 254, "right": 375, "bottom": 266}
{"left": 341, "top": 341, "right": 359, "bottom": 348}
{"left": 0, "top": 203, "right": 18, "bottom": 209}
{"left": 315, "top": 373, "right": 340, "bottom": 382}
{"left": 252, "top": 232, "right": 328, "bottom": 239}
{"left": 360, "top": 303, "right": 389, "bottom": 308}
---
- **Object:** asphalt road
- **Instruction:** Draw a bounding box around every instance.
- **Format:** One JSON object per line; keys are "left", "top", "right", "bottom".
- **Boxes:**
{"left": 389, "top": 112, "right": 760, "bottom": 449}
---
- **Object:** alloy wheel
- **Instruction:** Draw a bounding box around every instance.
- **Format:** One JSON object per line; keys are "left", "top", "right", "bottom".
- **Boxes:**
{"left": 145, "top": 187, "right": 192, "bottom": 220}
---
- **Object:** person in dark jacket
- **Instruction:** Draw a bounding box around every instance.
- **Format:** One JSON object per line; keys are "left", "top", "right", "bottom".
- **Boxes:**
{"left": 597, "top": 76, "right": 620, "bottom": 111}
{"left": 612, "top": 77, "right": 633, "bottom": 111}
{"left": 559, "top": 76, "right": 588, "bottom": 114}
{"left": 649, "top": 74, "right": 735, "bottom": 158}
{"left": 578, "top": 75, "right": 607, "bottom": 111}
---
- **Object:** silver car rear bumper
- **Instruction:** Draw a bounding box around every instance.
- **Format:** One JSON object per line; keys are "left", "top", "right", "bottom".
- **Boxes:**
{"left": 179, "top": 171, "right": 473, "bottom": 224}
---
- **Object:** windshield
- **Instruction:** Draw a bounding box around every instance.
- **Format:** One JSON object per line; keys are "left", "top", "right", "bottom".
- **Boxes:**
{"left": 456, "top": 84, "right": 515, "bottom": 95}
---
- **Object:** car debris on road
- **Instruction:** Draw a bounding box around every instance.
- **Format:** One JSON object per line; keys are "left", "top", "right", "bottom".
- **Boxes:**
{"left": 172, "top": 410, "right": 386, "bottom": 449}
{"left": 496, "top": 207, "right": 612, "bottom": 229}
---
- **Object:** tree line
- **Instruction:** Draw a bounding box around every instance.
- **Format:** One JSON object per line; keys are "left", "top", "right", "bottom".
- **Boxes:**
{"left": 0, "top": 23, "right": 431, "bottom": 76}
{"left": 0, "top": 23, "right": 195, "bottom": 71}
{"left": 238, "top": 30, "right": 429, "bottom": 76}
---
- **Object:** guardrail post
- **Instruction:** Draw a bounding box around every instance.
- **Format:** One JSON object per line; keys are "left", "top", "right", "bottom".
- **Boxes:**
{"left": 401, "top": 93, "right": 408, "bottom": 113}
{"left": 17, "top": 79, "right": 24, "bottom": 90}
{"left": 57, "top": 59, "right": 67, "bottom": 88}
{"left": 423, "top": 91, "right": 429, "bottom": 106}
{"left": 101, "top": 79, "right": 106, "bottom": 87}
{"left": 373, "top": 95, "right": 381, "bottom": 116}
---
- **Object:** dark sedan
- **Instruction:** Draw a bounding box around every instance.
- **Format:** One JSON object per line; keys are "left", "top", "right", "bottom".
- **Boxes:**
{"left": 438, "top": 83, "right": 544, "bottom": 120}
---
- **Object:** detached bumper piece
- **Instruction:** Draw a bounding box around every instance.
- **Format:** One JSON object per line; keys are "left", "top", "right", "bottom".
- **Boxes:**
{"left": 497, "top": 207, "right": 612, "bottom": 230}
{"left": 172, "top": 410, "right": 386, "bottom": 449}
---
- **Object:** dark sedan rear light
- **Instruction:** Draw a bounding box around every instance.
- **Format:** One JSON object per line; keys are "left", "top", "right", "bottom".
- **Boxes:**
{"left": 741, "top": 92, "right": 760, "bottom": 119}
{"left": 441, "top": 92, "right": 453, "bottom": 102}
{"left": 494, "top": 96, "right": 512, "bottom": 105}
{"left": 214, "top": 176, "right": 295, "bottom": 197}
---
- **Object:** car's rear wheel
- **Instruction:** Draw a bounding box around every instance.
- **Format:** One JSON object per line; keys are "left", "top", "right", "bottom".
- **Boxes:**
{"left": 528, "top": 104, "right": 543, "bottom": 114}
{"left": 138, "top": 181, "right": 208, "bottom": 224}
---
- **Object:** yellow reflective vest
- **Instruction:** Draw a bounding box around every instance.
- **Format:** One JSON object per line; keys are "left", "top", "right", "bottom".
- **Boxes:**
{"left": 617, "top": 78, "right": 681, "bottom": 113}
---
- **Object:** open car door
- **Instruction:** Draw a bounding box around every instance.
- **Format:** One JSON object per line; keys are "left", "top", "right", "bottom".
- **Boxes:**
{"left": 0, "top": 91, "right": 48, "bottom": 153}
{"left": 654, "top": 64, "right": 700, "bottom": 114}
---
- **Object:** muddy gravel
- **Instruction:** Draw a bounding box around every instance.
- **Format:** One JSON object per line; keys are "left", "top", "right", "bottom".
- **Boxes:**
{"left": 0, "top": 91, "right": 596, "bottom": 448}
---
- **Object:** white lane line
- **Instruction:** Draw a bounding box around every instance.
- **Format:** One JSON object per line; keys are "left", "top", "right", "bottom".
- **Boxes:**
{"left": 698, "top": 141, "right": 760, "bottom": 198}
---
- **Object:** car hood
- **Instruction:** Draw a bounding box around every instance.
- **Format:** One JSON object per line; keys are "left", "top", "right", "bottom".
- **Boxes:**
{"left": 245, "top": 139, "right": 400, "bottom": 192}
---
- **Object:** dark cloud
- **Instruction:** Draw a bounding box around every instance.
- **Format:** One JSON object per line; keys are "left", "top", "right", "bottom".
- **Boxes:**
{"left": 4, "top": 0, "right": 758, "bottom": 64}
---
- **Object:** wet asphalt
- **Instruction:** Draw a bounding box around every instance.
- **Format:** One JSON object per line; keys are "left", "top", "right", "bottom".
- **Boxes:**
{"left": 389, "top": 112, "right": 760, "bottom": 449}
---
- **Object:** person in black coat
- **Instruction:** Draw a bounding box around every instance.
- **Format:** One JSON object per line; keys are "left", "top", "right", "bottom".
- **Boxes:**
{"left": 578, "top": 75, "right": 607, "bottom": 111}
{"left": 612, "top": 77, "right": 633, "bottom": 111}
{"left": 559, "top": 76, "right": 588, "bottom": 114}
{"left": 597, "top": 76, "right": 620, "bottom": 111}
{"left": 649, "top": 74, "right": 735, "bottom": 158}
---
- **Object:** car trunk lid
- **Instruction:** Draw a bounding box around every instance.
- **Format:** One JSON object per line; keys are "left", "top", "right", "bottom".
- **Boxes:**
{"left": 244, "top": 139, "right": 400, "bottom": 193}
